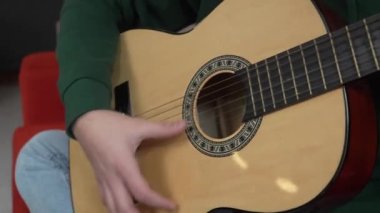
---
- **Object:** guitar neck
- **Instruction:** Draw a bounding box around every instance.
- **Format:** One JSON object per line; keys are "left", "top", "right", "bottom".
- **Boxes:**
{"left": 241, "top": 13, "right": 380, "bottom": 120}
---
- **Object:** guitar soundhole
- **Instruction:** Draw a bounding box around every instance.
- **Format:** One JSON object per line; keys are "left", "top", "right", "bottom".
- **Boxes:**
{"left": 184, "top": 55, "right": 261, "bottom": 157}
{"left": 196, "top": 72, "right": 245, "bottom": 139}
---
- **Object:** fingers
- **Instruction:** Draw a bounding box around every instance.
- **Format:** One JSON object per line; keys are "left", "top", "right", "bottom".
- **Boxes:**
{"left": 102, "top": 164, "right": 175, "bottom": 213}
{"left": 136, "top": 119, "right": 186, "bottom": 140}
{"left": 108, "top": 175, "right": 138, "bottom": 213}
{"left": 101, "top": 173, "right": 139, "bottom": 213}
{"left": 120, "top": 154, "right": 176, "bottom": 210}
{"left": 102, "top": 183, "right": 117, "bottom": 213}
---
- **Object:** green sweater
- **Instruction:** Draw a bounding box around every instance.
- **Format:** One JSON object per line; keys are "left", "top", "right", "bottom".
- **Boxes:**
{"left": 56, "top": 0, "right": 380, "bottom": 212}
{"left": 57, "top": 0, "right": 222, "bottom": 137}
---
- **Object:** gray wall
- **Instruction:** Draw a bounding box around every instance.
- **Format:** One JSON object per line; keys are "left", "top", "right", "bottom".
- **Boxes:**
{"left": 0, "top": 0, "right": 63, "bottom": 72}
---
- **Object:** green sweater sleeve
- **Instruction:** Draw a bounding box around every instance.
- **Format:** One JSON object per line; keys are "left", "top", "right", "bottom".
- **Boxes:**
{"left": 56, "top": 0, "right": 221, "bottom": 138}
{"left": 56, "top": 0, "right": 129, "bottom": 138}
{"left": 324, "top": 0, "right": 380, "bottom": 23}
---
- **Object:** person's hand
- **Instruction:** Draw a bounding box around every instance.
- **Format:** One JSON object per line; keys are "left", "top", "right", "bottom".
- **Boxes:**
{"left": 73, "top": 110, "right": 186, "bottom": 213}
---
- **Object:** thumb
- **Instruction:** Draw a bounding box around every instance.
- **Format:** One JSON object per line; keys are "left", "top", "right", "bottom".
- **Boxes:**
{"left": 138, "top": 119, "right": 186, "bottom": 140}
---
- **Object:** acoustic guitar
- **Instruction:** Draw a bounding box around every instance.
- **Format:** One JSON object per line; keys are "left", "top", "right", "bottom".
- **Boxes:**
{"left": 69, "top": 0, "right": 379, "bottom": 212}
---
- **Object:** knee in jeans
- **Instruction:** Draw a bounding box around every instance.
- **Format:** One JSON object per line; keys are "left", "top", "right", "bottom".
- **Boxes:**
{"left": 16, "top": 130, "right": 66, "bottom": 174}
{"left": 19, "top": 130, "right": 60, "bottom": 157}
{"left": 15, "top": 130, "right": 73, "bottom": 212}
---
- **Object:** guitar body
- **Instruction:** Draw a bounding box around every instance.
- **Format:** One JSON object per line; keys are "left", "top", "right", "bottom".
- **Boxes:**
{"left": 69, "top": 0, "right": 378, "bottom": 212}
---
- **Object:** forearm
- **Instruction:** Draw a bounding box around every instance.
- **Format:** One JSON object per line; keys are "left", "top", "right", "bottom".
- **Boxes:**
{"left": 56, "top": 0, "right": 122, "bottom": 137}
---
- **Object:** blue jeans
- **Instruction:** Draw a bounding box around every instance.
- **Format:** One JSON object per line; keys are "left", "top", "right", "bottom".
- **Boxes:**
{"left": 15, "top": 130, "right": 73, "bottom": 213}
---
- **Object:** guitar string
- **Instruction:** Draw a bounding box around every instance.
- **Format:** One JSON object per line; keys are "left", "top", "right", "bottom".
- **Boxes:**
{"left": 143, "top": 54, "right": 377, "bottom": 122}
{"left": 198, "top": 52, "right": 378, "bottom": 117}
{"left": 195, "top": 16, "right": 380, "bottom": 93}
{"left": 159, "top": 57, "right": 376, "bottom": 123}
{"left": 192, "top": 25, "right": 378, "bottom": 104}
{"left": 192, "top": 18, "right": 375, "bottom": 96}
{"left": 160, "top": 68, "right": 371, "bottom": 125}
{"left": 140, "top": 47, "right": 362, "bottom": 121}
{"left": 141, "top": 39, "right": 378, "bottom": 120}
{"left": 135, "top": 20, "right": 379, "bottom": 117}
{"left": 142, "top": 43, "right": 378, "bottom": 121}
{"left": 135, "top": 30, "right": 352, "bottom": 117}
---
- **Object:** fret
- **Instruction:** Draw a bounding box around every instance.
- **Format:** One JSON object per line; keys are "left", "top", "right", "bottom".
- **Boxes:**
{"left": 346, "top": 26, "right": 361, "bottom": 77}
{"left": 302, "top": 40, "right": 326, "bottom": 95}
{"left": 257, "top": 60, "right": 274, "bottom": 111}
{"left": 349, "top": 21, "right": 377, "bottom": 76}
{"left": 313, "top": 39, "right": 327, "bottom": 90}
{"left": 329, "top": 33, "right": 343, "bottom": 83}
{"left": 267, "top": 56, "right": 286, "bottom": 108}
{"left": 245, "top": 68, "right": 257, "bottom": 117}
{"left": 248, "top": 64, "right": 265, "bottom": 115}
{"left": 367, "top": 17, "right": 380, "bottom": 65}
{"left": 275, "top": 55, "right": 287, "bottom": 104}
{"left": 255, "top": 63, "right": 266, "bottom": 112}
{"left": 278, "top": 51, "right": 297, "bottom": 104}
{"left": 265, "top": 59, "right": 276, "bottom": 109}
{"left": 288, "top": 46, "right": 311, "bottom": 100}
{"left": 286, "top": 50, "right": 299, "bottom": 100}
{"left": 315, "top": 34, "right": 341, "bottom": 89}
{"left": 364, "top": 19, "right": 380, "bottom": 70}
{"left": 300, "top": 44, "right": 312, "bottom": 95}
{"left": 329, "top": 28, "right": 356, "bottom": 82}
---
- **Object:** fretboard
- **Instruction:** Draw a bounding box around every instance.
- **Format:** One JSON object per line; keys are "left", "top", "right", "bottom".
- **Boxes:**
{"left": 240, "top": 13, "right": 380, "bottom": 120}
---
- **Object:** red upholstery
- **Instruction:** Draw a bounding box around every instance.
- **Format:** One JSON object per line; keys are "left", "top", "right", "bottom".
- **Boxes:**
{"left": 12, "top": 52, "right": 65, "bottom": 213}
{"left": 18, "top": 52, "right": 64, "bottom": 126}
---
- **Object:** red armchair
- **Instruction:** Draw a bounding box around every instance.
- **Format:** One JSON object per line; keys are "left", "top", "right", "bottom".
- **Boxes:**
{"left": 12, "top": 52, "right": 65, "bottom": 213}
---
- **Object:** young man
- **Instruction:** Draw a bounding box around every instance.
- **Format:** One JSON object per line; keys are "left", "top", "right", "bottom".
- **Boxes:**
{"left": 15, "top": 0, "right": 380, "bottom": 212}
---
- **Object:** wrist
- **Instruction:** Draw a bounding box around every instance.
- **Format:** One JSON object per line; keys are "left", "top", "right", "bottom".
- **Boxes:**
{"left": 72, "top": 110, "right": 108, "bottom": 138}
